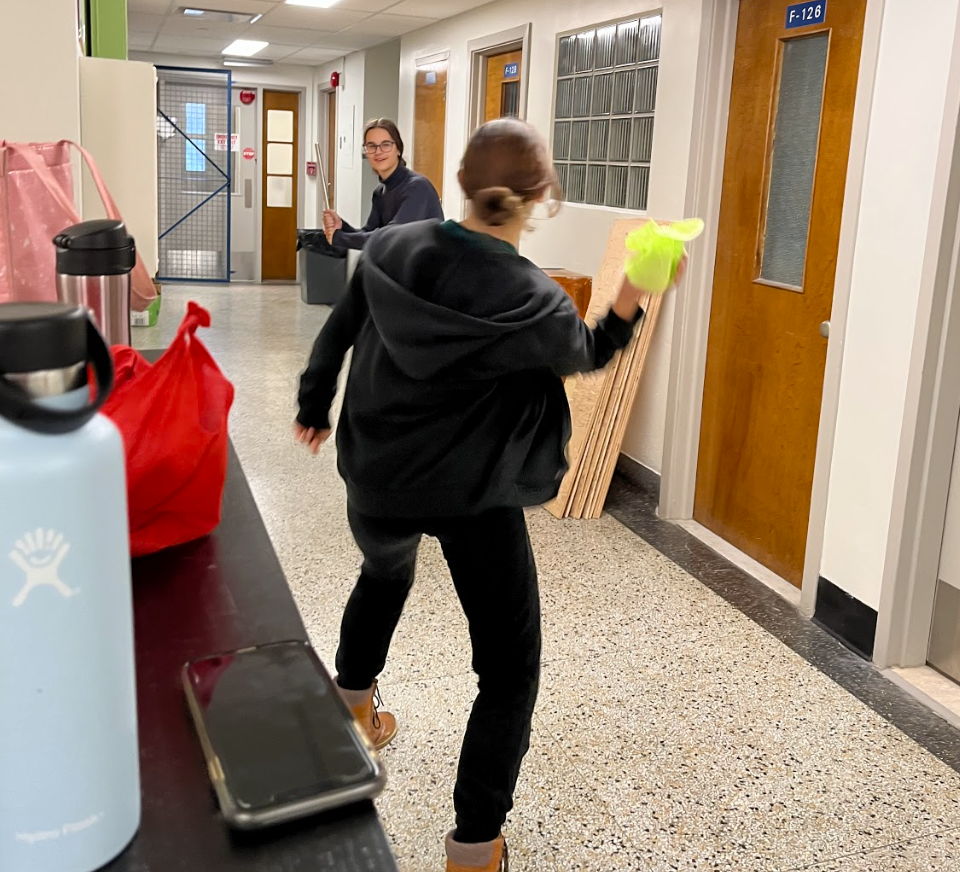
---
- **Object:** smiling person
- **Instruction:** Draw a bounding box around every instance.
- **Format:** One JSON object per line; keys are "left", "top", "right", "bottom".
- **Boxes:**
{"left": 323, "top": 118, "right": 443, "bottom": 249}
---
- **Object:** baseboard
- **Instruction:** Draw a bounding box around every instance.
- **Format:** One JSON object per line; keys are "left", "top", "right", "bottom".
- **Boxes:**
{"left": 615, "top": 454, "right": 660, "bottom": 494}
{"left": 813, "top": 576, "right": 878, "bottom": 659}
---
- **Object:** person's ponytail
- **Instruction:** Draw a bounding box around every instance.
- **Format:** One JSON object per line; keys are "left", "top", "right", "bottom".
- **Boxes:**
{"left": 472, "top": 187, "right": 525, "bottom": 226}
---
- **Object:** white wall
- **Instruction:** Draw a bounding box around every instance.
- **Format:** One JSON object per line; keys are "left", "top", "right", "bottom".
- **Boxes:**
{"left": 130, "top": 53, "right": 321, "bottom": 229}
{"left": 820, "top": 0, "right": 960, "bottom": 610}
{"left": 361, "top": 40, "right": 402, "bottom": 212}
{"left": 79, "top": 57, "right": 159, "bottom": 275}
{"left": 397, "top": 0, "right": 707, "bottom": 472}
{"left": 0, "top": 0, "right": 81, "bottom": 144}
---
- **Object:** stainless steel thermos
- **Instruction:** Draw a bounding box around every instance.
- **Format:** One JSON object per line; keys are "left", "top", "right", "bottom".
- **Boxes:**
{"left": 55, "top": 219, "right": 136, "bottom": 347}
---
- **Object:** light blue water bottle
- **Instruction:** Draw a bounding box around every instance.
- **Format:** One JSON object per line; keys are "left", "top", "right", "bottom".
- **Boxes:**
{"left": 0, "top": 303, "right": 140, "bottom": 872}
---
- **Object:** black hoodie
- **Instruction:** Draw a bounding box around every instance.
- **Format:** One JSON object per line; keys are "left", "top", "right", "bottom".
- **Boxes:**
{"left": 297, "top": 220, "right": 642, "bottom": 518}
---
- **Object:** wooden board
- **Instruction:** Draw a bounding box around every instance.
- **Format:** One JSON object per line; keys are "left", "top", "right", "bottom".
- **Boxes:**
{"left": 544, "top": 219, "right": 645, "bottom": 518}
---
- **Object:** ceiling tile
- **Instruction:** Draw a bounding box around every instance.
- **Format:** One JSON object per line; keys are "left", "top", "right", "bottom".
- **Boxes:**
{"left": 173, "top": 0, "right": 275, "bottom": 12}
{"left": 127, "top": 0, "right": 176, "bottom": 12}
{"left": 336, "top": 0, "right": 405, "bottom": 11}
{"left": 311, "top": 30, "right": 383, "bottom": 50}
{"left": 128, "top": 12, "right": 166, "bottom": 32}
{"left": 159, "top": 16, "right": 251, "bottom": 36}
{"left": 343, "top": 12, "right": 434, "bottom": 35}
{"left": 153, "top": 33, "right": 238, "bottom": 52}
{"left": 128, "top": 31, "right": 159, "bottom": 49}
{"left": 244, "top": 24, "right": 335, "bottom": 45}
{"left": 255, "top": 42, "right": 307, "bottom": 60}
{"left": 283, "top": 45, "right": 347, "bottom": 63}
{"left": 387, "top": 0, "right": 493, "bottom": 17}
{"left": 255, "top": 5, "right": 368, "bottom": 29}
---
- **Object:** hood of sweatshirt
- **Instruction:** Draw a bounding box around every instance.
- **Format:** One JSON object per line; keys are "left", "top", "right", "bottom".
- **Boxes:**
{"left": 360, "top": 220, "right": 569, "bottom": 380}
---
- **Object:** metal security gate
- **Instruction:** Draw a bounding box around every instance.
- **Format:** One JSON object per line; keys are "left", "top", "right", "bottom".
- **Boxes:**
{"left": 156, "top": 67, "right": 232, "bottom": 282}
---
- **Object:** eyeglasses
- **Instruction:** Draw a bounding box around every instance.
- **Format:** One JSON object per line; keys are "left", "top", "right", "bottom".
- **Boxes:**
{"left": 363, "top": 141, "right": 396, "bottom": 155}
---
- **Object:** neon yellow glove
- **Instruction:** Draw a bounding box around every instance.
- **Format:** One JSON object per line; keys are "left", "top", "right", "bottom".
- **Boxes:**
{"left": 624, "top": 218, "right": 705, "bottom": 294}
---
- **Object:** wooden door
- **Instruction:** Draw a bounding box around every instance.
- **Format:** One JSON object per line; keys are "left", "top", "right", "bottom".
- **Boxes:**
{"left": 326, "top": 90, "right": 337, "bottom": 207}
{"left": 414, "top": 62, "right": 447, "bottom": 199}
{"left": 694, "top": 0, "right": 867, "bottom": 586}
{"left": 261, "top": 90, "right": 299, "bottom": 281}
{"left": 484, "top": 49, "right": 523, "bottom": 122}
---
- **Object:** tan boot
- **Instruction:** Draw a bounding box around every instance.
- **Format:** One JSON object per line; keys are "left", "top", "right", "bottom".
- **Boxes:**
{"left": 445, "top": 831, "right": 508, "bottom": 872}
{"left": 338, "top": 680, "right": 398, "bottom": 751}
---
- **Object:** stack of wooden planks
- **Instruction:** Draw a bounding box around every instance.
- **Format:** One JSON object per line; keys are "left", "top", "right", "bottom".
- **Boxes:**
{"left": 545, "top": 218, "right": 663, "bottom": 520}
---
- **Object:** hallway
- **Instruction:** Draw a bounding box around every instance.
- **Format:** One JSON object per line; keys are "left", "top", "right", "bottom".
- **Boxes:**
{"left": 138, "top": 284, "right": 960, "bottom": 872}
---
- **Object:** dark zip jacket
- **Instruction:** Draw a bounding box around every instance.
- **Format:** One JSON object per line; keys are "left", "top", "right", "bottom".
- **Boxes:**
{"left": 333, "top": 164, "right": 444, "bottom": 250}
{"left": 298, "top": 220, "right": 643, "bottom": 518}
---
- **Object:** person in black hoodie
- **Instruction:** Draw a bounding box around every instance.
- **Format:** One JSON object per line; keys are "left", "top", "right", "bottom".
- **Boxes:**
{"left": 295, "top": 119, "right": 684, "bottom": 872}
{"left": 323, "top": 118, "right": 443, "bottom": 249}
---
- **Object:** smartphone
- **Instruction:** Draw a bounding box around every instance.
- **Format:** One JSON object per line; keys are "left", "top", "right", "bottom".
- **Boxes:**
{"left": 182, "top": 640, "right": 386, "bottom": 830}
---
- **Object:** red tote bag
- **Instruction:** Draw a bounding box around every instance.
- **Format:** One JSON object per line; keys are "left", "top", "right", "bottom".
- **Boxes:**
{"left": 102, "top": 303, "right": 235, "bottom": 558}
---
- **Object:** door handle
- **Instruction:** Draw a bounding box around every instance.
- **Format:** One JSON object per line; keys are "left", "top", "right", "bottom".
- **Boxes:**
{"left": 244, "top": 179, "right": 253, "bottom": 209}
{"left": 820, "top": 321, "right": 830, "bottom": 339}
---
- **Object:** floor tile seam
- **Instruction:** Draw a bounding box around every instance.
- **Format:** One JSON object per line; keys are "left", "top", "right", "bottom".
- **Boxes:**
{"left": 774, "top": 825, "right": 960, "bottom": 871}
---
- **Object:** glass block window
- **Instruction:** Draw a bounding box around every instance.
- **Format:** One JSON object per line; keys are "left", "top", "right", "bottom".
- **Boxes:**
{"left": 553, "top": 14, "right": 661, "bottom": 210}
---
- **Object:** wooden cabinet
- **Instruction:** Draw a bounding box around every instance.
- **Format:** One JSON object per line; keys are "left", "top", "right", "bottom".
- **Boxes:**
{"left": 543, "top": 269, "right": 592, "bottom": 319}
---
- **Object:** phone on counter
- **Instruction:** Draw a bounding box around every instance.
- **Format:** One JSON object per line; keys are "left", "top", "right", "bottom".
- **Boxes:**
{"left": 182, "top": 640, "right": 386, "bottom": 830}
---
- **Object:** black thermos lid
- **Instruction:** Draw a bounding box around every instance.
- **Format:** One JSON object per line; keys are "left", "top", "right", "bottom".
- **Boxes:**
{"left": 0, "top": 303, "right": 89, "bottom": 374}
{"left": 54, "top": 219, "right": 136, "bottom": 277}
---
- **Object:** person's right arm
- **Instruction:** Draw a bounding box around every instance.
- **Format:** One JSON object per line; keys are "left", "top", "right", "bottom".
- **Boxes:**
{"left": 331, "top": 190, "right": 384, "bottom": 250}
{"left": 543, "top": 264, "right": 685, "bottom": 377}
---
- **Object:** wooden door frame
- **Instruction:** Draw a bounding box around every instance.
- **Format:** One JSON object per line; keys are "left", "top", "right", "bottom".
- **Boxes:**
{"left": 410, "top": 49, "right": 450, "bottom": 207}
{"left": 258, "top": 85, "right": 306, "bottom": 283}
{"left": 318, "top": 84, "right": 337, "bottom": 224}
{"left": 658, "top": 0, "right": 886, "bottom": 615}
{"left": 874, "top": 6, "right": 960, "bottom": 670}
{"left": 467, "top": 24, "right": 532, "bottom": 138}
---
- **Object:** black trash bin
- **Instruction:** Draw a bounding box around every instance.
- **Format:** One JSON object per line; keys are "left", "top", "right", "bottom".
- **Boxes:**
{"left": 297, "top": 230, "right": 348, "bottom": 306}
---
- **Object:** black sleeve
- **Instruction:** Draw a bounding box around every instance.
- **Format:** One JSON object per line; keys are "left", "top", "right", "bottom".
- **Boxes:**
{"left": 333, "top": 191, "right": 385, "bottom": 250}
{"left": 333, "top": 179, "right": 441, "bottom": 249}
{"left": 542, "top": 294, "right": 644, "bottom": 378}
{"left": 296, "top": 264, "right": 368, "bottom": 429}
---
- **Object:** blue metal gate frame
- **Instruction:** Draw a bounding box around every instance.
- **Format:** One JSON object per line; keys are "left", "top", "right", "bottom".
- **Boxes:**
{"left": 156, "top": 66, "right": 232, "bottom": 283}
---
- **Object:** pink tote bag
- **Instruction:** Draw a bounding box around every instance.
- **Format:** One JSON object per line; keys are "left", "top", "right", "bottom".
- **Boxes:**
{"left": 0, "top": 140, "right": 156, "bottom": 310}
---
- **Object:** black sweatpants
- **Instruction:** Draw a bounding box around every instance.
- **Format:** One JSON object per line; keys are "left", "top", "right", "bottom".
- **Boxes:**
{"left": 336, "top": 504, "right": 542, "bottom": 844}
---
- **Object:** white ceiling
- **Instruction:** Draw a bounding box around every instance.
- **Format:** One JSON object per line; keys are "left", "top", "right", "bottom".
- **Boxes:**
{"left": 128, "top": 0, "right": 496, "bottom": 65}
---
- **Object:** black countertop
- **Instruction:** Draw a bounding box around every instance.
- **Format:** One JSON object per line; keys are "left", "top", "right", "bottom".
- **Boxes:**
{"left": 104, "top": 444, "right": 399, "bottom": 871}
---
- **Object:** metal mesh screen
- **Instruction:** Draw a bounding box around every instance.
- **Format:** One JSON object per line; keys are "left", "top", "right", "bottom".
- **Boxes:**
{"left": 156, "top": 67, "right": 232, "bottom": 282}
{"left": 552, "top": 14, "right": 661, "bottom": 211}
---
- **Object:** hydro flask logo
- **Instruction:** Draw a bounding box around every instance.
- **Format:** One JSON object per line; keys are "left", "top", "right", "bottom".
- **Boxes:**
{"left": 8, "top": 529, "right": 78, "bottom": 608}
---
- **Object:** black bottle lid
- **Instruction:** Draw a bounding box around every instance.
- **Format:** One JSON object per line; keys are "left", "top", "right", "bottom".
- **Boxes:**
{"left": 0, "top": 303, "right": 89, "bottom": 374}
{"left": 54, "top": 219, "right": 136, "bottom": 277}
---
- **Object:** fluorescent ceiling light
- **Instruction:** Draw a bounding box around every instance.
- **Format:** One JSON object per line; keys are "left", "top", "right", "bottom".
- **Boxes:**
{"left": 222, "top": 39, "right": 268, "bottom": 56}
{"left": 223, "top": 57, "right": 274, "bottom": 67}
{"left": 250, "top": 13, "right": 263, "bottom": 23}
{"left": 183, "top": 8, "right": 205, "bottom": 15}
{"left": 285, "top": 0, "right": 342, "bottom": 8}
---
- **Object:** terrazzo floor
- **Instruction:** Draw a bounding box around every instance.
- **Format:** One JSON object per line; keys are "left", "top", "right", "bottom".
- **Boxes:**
{"left": 137, "top": 283, "right": 960, "bottom": 872}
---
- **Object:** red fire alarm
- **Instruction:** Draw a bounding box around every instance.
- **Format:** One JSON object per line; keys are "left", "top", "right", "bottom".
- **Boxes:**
{"left": 239, "top": 89, "right": 256, "bottom": 105}
{"left": 306, "top": 161, "right": 318, "bottom": 177}
{"left": 330, "top": 71, "right": 340, "bottom": 89}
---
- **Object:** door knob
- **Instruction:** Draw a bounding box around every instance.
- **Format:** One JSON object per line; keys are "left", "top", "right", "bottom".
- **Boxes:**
{"left": 820, "top": 321, "right": 830, "bottom": 339}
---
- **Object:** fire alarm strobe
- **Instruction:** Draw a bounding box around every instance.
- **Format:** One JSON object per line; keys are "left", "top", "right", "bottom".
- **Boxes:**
{"left": 330, "top": 71, "right": 340, "bottom": 89}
